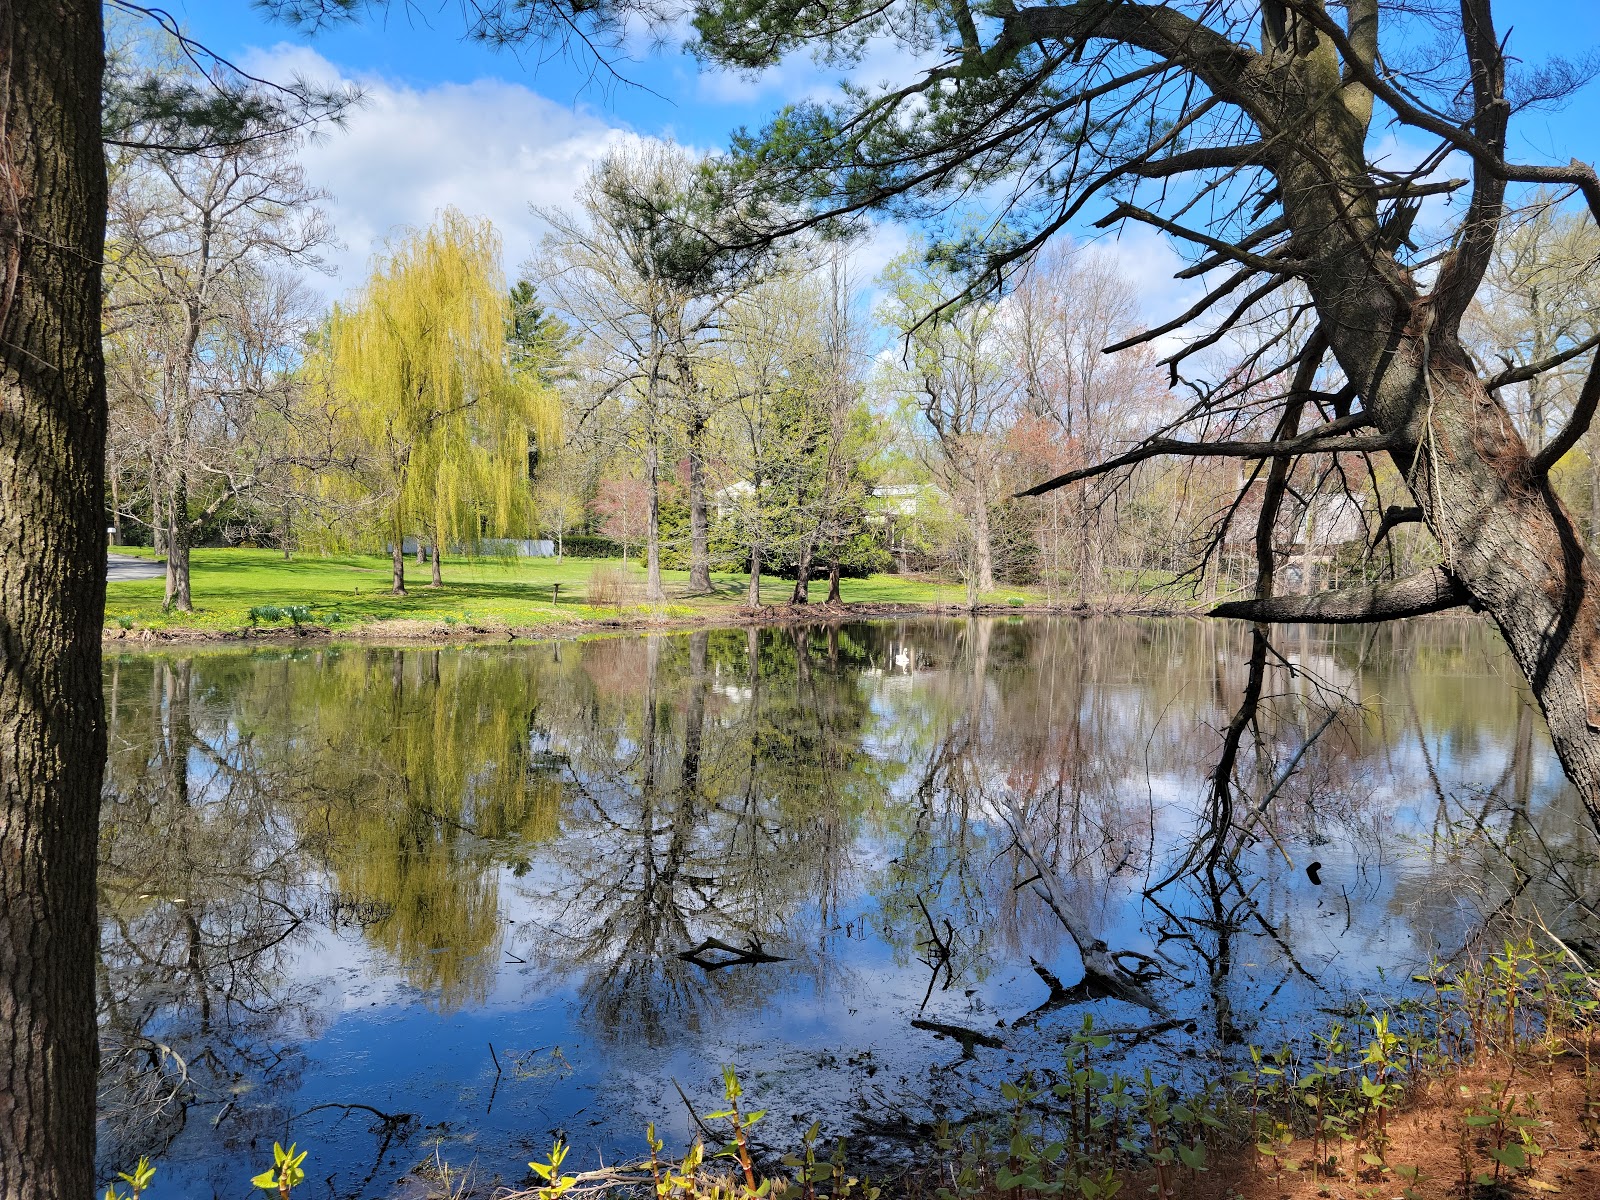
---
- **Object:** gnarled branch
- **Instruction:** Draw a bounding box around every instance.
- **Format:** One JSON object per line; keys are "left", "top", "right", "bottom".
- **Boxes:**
{"left": 1210, "top": 566, "right": 1470, "bottom": 624}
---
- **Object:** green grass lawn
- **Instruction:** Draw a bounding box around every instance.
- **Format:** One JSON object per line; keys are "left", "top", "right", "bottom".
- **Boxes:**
{"left": 104, "top": 548, "right": 1041, "bottom": 634}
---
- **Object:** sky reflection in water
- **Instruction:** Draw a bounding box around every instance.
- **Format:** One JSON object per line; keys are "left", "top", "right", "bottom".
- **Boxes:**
{"left": 96, "top": 617, "right": 1598, "bottom": 1198}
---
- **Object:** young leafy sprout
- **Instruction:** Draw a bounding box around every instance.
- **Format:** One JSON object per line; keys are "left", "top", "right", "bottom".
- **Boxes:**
{"left": 529, "top": 1138, "right": 579, "bottom": 1200}
{"left": 104, "top": 1156, "right": 156, "bottom": 1200}
{"left": 253, "top": 1141, "right": 308, "bottom": 1198}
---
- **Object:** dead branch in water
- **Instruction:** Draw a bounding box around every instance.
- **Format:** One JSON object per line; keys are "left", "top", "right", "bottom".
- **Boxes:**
{"left": 677, "top": 937, "right": 788, "bottom": 970}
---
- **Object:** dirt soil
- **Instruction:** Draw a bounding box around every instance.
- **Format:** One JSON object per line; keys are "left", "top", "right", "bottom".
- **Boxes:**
{"left": 1205, "top": 1053, "right": 1598, "bottom": 1200}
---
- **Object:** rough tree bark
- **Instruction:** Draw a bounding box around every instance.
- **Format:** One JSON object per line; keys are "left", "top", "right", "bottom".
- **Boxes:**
{"left": 0, "top": 3, "right": 108, "bottom": 1197}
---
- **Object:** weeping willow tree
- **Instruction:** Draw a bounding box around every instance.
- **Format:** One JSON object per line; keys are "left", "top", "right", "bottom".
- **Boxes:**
{"left": 313, "top": 209, "right": 558, "bottom": 593}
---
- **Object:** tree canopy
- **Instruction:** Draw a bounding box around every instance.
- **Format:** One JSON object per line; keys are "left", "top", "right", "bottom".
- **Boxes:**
{"left": 314, "top": 209, "right": 559, "bottom": 592}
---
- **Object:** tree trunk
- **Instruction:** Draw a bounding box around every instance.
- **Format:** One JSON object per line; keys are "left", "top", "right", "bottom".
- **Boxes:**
{"left": 430, "top": 523, "right": 443, "bottom": 587}
{"left": 416, "top": 538, "right": 426, "bottom": 566}
{"left": 281, "top": 498, "right": 292, "bottom": 559}
{"left": 826, "top": 560, "right": 842, "bottom": 604}
{"left": 390, "top": 519, "right": 407, "bottom": 596}
{"left": 645, "top": 445, "right": 665, "bottom": 602}
{"left": 747, "top": 544, "right": 762, "bottom": 607}
{"left": 1397, "top": 358, "right": 1600, "bottom": 833}
{"left": 0, "top": 5, "right": 108, "bottom": 1198}
{"left": 791, "top": 542, "right": 813, "bottom": 604}
{"left": 164, "top": 475, "right": 192, "bottom": 610}
{"left": 165, "top": 526, "right": 192, "bottom": 612}
{"left": 687, "top": 407, "right": 712, "bottom": 594}
{"left": 972, "top": 482, "right": 994, "bottom": 594}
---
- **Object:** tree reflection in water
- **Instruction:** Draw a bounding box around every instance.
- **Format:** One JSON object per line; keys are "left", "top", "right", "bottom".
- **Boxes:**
{"left": 98, "top": 619, "right": 1600, "bottom": 1195}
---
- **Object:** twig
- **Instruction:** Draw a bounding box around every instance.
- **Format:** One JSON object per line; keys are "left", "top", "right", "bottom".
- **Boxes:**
{"left": 671, "top": 1077, "right": 720, "bottom": 1143}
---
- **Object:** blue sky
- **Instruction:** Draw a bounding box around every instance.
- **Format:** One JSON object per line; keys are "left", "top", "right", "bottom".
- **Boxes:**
{"left": 166, "top": 1, "right": 1600, "bottom": 310}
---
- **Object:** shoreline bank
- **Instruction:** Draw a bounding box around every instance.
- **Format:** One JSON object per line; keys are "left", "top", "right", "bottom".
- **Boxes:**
{"left": 102, "top": 597, "right": 1212, "bottom": 646}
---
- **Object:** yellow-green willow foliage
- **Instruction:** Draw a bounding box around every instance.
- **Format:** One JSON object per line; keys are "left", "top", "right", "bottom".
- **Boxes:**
{"left": 311, "top": 209, "right": 558, "bottom": 589}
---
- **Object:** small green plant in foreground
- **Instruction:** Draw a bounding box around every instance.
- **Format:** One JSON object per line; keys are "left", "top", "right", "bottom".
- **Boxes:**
{"left": 252, "top": 1141, "right": 308, "bottom": 1199}
{"left": 113, "top": 941, "right": 1596, "bottom": 1200}
{"left": 529, "top": 1138, "right": 578, "bottom": 1200}
{"left": 103, "top": 1156, "right": 155, "bottom": 1200}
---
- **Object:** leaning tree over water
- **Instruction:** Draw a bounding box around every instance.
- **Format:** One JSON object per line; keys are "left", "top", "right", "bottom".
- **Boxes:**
{"left": 679, "top": 0, "right": 1600, "bottom": 834}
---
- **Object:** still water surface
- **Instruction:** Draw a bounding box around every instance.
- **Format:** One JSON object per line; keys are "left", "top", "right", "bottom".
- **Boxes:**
{"left": 98, "top": 617, "right": 1598, "bottom": 1197}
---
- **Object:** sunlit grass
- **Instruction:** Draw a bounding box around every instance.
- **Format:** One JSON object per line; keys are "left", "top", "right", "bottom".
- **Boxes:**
{"left": 103, "top": 548, "right": 1047, "bottom": 633}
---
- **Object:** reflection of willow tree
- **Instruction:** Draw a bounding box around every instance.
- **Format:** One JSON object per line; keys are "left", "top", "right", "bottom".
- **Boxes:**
{"left": 98, "top": 655, "right": 317, "bottom": 1174}
{"left": 237, "top": 647, "right": 563, "bottom": 1010}
{"left": 525, "top": 628, "right": 889, "bottom": 1042}
{"left": 97, "top": 646, "right": 566, "bottom": 1187}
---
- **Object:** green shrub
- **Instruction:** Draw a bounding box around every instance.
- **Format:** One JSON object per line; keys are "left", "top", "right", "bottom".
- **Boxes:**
{"left": 558, "top": 534, "right": 625, "bottom": 559}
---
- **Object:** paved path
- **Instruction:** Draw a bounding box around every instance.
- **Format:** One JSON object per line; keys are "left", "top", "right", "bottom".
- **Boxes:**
{"left": 108, "top": 553, "right": 164, "bottom": 582}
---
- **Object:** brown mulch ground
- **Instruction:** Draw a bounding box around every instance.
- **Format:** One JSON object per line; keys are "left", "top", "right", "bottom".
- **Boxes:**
{"left": 1200, "top": 1052, "right": 1599, "bottom": 1200}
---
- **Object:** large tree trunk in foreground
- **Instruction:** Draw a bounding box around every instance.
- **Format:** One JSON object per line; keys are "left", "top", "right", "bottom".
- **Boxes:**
{"left": 0, "top": 3, "right": 108, "bottom": 1196}
{"left": 1401, "top": 356, "right": 1600, "bottom": 831}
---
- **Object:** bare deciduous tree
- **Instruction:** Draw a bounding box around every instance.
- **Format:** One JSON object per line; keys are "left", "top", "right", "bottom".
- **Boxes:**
{"left": 104, "top": 131, "right": 330, "bottom": 608}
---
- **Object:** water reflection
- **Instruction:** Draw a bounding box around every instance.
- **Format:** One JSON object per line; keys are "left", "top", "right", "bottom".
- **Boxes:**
{"left": 98, "top": 618, "right": 1599, "bottom": 1197}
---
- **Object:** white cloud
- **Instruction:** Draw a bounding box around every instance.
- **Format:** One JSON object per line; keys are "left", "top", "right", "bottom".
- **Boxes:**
{"left": 242, "top": 45, "right": 646, "bottom": 296}
{"left": 241, "top": 43, "right": 1212, "bottom": 366}
{"left": 1078, "top": 223, "right": 1201, "bottom": 335}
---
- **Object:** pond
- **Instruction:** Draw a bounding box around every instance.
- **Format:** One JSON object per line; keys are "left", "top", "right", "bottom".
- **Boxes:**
{"left": 97, "top": 617, "right": 1599, "bottom": 1198}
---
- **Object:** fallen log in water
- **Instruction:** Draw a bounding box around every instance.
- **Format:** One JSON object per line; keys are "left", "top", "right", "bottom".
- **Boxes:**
{"left": 910, "top": 1018, "right": 1006, "bottom": 1058}
{"left": 677, "top": 937, "right": 789, "bottom": 970}
{"left": 1001, "top": 807, "right": 1167, "bottom": 1016}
